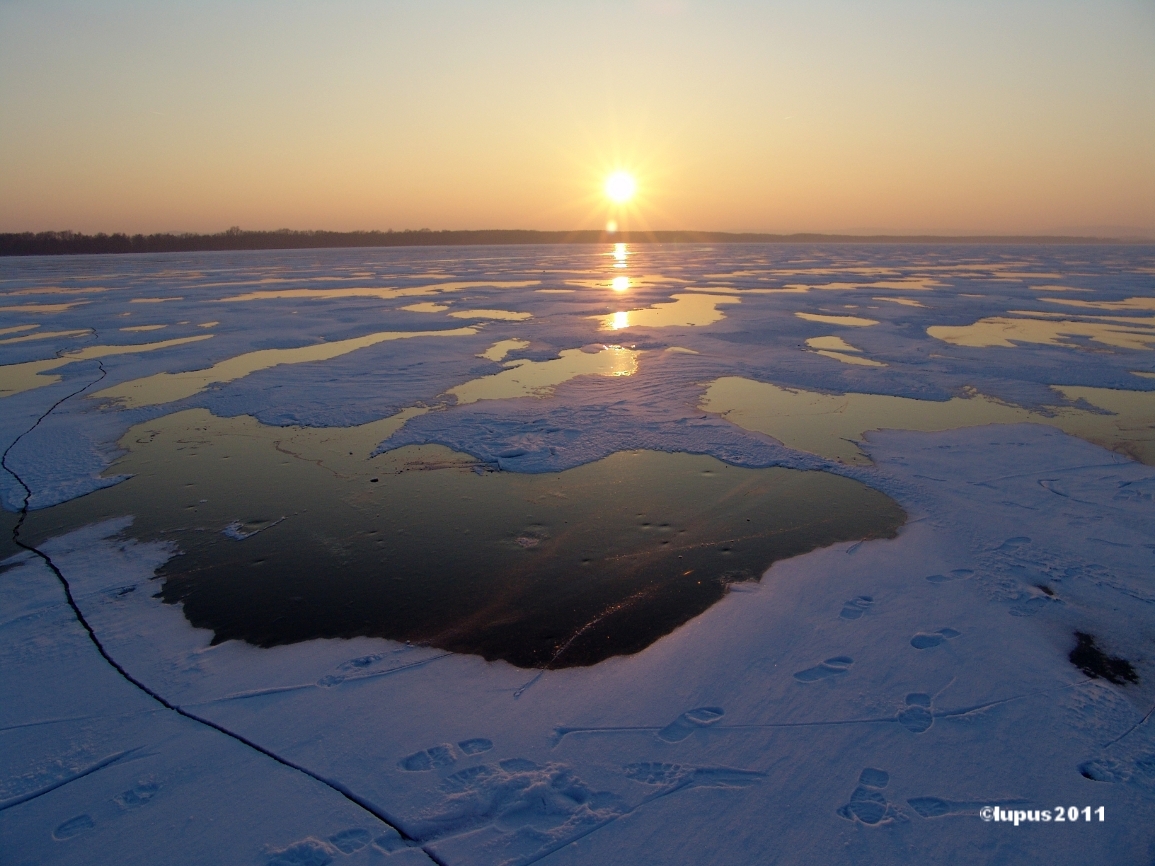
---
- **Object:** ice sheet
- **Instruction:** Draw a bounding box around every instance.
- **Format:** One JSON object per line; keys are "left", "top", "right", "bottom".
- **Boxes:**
{"left": 2, "top": 243, "right": 1155, "bottom": 864}
{"left": 4, "top": 426, "right": 1154, "bottom": 864}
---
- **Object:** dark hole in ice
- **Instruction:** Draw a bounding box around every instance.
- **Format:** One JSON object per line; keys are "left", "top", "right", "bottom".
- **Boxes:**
{"left": 1069, "top": 632, "right": 1138, "bottom": 685}
{"left": 28, "top": 410, "right": 906, "bottom": 669}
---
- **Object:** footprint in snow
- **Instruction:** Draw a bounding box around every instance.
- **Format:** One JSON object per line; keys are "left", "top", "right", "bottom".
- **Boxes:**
{"left": 910, "top": 628, "right": 961, "bottom": 650}
{"left": 270, "top": 831, "right": 408, "bottom": 863}
{"left": 328, "top": 828, "right": 371, "bottom": 853}
{"left": 373, "top": 827, "right": 411, "bottom": 853}
{"left": 408, "top": 758, "right": 625, "bottom": 843}
{"left": 793, "top": 656, "right": 854, "bottom": 682}
{"left": 1009, "top": 595, "right": 1053, "bottom": 617}
{"left": 458, "top": 737, "right": 493, "bottom": 755}
{"left": 926, "top": 569, "right": 973, "bottom": 584}
{"left": 399, "top": 738, "right": 493, "bottom": 771}
{"left": 265, "top": 837, "right": 333, "bottom": 866}
{"left": 1080, "top": 755, "right": 1155, "bottom": 794}
{"left": 623, "top": 762, "right": 766, "bottom": 790}
{"left": 657, "top": 707, "right": 725, "bottom": 742}
{"left": 907, "top": 795, "right": 1028, "bottom": 818}
{"left": 53, "top": 814, "right": 95, "bottom": 840}
{"left": 839, "top": 596, "right": 874, "bottom": 620}
{"left": 896, "top": 693, "right": 934, "bottom": 733}
{"left": 114, "top": 780, "right": 159, "bottom": 808}
{"left": 837, "top": 768, "right": 897, "bottom": 825}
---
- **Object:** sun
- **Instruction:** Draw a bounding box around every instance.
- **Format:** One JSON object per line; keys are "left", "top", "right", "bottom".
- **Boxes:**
{"left": 604, "top": 171, "right": 637, "bottom": 204}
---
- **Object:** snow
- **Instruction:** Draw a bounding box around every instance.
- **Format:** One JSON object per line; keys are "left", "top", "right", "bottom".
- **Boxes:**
{"left": 2, "top": 243, "right": 1155, "bottom": 864}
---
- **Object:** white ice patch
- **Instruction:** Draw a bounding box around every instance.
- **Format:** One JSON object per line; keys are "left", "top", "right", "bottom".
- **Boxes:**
{"left": 4, "top": 424, "right": 1154, "bottom": 864}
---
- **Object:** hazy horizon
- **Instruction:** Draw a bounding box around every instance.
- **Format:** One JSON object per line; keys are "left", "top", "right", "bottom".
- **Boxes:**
{"left": 2, "top": 1, "right": 1153, "bottom": 237}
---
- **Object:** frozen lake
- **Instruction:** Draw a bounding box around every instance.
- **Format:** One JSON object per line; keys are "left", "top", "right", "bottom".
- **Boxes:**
{"left": 2, "top": 243, "right": 1154, "bottom": 865}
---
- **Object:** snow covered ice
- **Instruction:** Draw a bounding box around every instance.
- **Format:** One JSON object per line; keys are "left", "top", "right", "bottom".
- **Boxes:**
{"left": 2, "top": 243, "right": 1155, "bottom": 864}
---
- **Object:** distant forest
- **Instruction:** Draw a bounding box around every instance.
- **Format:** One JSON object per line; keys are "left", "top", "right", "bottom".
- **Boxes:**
{"left": 0, "top": 227, "right": 1123, "bottom": 256}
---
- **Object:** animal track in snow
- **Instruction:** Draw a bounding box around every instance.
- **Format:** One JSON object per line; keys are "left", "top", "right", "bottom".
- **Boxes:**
{"left": 910, "top": 628, "right": 961, "bottom": 650}
{"left": 793, "top": 656, "right": 854, "bottom": 682}
{"left": 837, "top": 768, "right": 897, "bottom": 825}
{"left": 839, "top": 596, "right": 874, "bottom": 620}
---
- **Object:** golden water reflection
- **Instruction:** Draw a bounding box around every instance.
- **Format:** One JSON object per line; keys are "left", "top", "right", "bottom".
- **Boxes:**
{"left": 872, "top": 297, "right": 925, "bottom": 308}
{"left": 1041, "top": 296, "right": 1155, "bottom": 313}
{"left": 928, "top": 317, "right": 1155, "bottom": 350}
{"left": 216, "top": 281, "right": 540, "bottom": 304}
{"left": 0, "top": 335, "right": 214, "bottom": 398}
{"left": 448, "top": 309, "right": 532, "bottom": 321}
{"left": 598, "top": 294, "right": 740, "bottom": 331}
{"left": 0, "top": 302, "right": 89, "bottom": 314}
{"left": 795, "top": 312, "right": 880, "bottom": 327}
{"left": 0, "top": 329, "right": 91, "bottom": 346}
{"left": 95, "top": 328, "right": 477, "bottom": 408}
{"left": 478, "top": 339, "right": 530, "bottom": 362}
{"left": 804, "top": 336, "right": 886, "bottom": 367}
{"left": 448, "top": 345, "right": 638, "bottom": 405}
{"left": 702, "top": 377, "right": 1155, "bottom": 466}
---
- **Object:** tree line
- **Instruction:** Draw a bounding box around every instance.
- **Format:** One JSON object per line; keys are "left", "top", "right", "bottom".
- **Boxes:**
{"left": 0, "top": 227, "right": 1115, "bottom": 256}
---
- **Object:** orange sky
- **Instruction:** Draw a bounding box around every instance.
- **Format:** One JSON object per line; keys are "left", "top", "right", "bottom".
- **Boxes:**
{"left": 1, "top": 1, "right": 1152, "bottom": 236}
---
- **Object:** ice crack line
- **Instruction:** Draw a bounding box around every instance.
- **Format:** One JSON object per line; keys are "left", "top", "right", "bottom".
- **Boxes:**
{"left": 0, "top": 748, "right": 141, "bottom": 813}
{"left": 2, "top": 363, "right": 445, "bottom": 865}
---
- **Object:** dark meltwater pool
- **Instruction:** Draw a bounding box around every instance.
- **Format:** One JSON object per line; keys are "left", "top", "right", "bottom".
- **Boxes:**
{"left": 25, "top": 409, "right": 905, "bottom": 668}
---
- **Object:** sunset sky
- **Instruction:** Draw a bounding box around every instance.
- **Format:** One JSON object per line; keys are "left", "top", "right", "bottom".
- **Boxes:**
{"left": 1, "top": 1, "right": 1152, "bottom": 236}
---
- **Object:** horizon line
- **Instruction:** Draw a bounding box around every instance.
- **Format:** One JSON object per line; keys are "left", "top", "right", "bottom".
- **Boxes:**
{"left": 2, "top": 227, "right": 1153, "bottom": 257}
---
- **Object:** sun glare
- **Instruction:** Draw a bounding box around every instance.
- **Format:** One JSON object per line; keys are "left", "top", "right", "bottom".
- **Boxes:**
{"left": 605, "top": 171, "right": 637, "bottom": 204}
